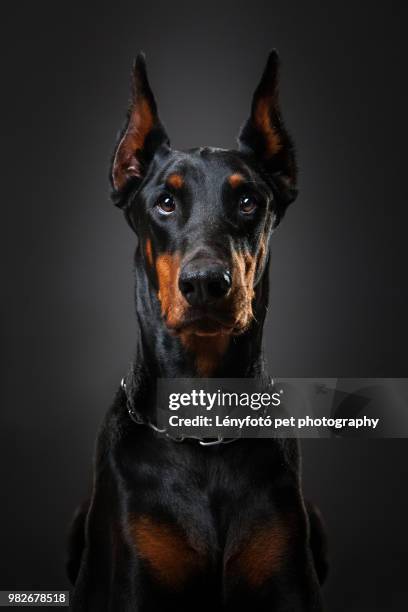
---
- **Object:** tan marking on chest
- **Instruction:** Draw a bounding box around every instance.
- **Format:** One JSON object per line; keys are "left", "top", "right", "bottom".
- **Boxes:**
{"left": 226, "top": 520, "right": 290, "bottom": 587}
{"left": 129, "top": 515, "right": 205, "bottom": 589}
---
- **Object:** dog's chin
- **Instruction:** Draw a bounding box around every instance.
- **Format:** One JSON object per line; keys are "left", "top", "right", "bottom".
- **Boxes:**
{"left": 179, "top": 322, "right": 233, "bottom": 337}
{"left": 165, "top": 315, "right": 250, "bottom": 338}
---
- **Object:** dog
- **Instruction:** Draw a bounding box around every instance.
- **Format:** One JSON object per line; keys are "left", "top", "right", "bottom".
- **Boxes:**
{"left": 68, "top": 51, "right": 328, "bottom": 611}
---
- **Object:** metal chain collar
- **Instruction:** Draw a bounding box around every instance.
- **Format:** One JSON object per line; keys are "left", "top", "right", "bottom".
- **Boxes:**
{"left": 120, "top": 378, "right": 238, "bottom": 447}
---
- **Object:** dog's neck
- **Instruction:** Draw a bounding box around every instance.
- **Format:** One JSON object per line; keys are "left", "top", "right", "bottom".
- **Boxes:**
{"left": 131, "top": 251, "right": 270, "bottom": 380}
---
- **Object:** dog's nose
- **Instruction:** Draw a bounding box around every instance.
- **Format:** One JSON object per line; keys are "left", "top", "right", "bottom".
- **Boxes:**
{"left": 178, "top": 261, "right": 231, "bottom": 307}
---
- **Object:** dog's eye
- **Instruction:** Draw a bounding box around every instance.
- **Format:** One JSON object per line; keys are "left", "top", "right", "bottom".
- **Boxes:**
{"left": 239, "top": 195, "right": 257, "bottom": 215}
{"left": 156, "top": 195, "right": 176, "bottom": 215}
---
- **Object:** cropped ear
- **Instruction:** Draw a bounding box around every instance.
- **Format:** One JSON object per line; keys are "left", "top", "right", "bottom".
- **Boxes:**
{"left": 238, "top": 51, "right": 298, "bottom": 210}
{"left": 111, "top": 53, "right": 169, "bottom": 201}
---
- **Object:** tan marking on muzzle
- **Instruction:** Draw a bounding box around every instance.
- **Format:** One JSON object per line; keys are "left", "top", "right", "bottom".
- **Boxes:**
{"left": 155, "top": 252, "right": 188, "bottom": 328}
{"left": 129, "top": 515, "right": 205, "bottom": 589}
{"left": 256, "top": 233, "right": 268, "bottom": 276}
{"left": 155, "top": 240, "right": 267, "bottom": 375}
{"left": 226, "top": 234, "right": 269, "bottom": 332}
{"left": 145, "top": 239, "right": 153, "bottom": 266}
{"left": 227, "top": 250, "right": 257, "bottom": 332}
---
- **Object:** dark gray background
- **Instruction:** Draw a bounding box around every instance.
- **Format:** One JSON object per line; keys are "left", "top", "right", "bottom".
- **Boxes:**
{"left": 1, "top": 1, "right": 407, "bottom": 610}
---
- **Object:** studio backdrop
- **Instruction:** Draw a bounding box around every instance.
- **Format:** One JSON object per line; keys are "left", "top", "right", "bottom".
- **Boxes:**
{"left": 1, "top": 2, "right": 408, "bottom": 611}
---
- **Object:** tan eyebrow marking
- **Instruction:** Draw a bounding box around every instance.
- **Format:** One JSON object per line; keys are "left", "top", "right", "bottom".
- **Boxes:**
{"left": 228, "top": 173, "right": 245, "bottom": 188}
{"left": 166, "top": 173, "right": 184, "bottom": 189}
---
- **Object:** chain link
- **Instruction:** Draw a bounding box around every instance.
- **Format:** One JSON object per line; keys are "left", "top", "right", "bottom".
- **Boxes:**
{"left": 120, "top": 378, "right": 238, "bottom": 446}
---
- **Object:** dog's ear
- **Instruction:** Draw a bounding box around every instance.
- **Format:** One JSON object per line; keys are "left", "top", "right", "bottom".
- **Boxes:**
{"left": 111, "top": 53, "right": 169, "bottom": 200}
{"left": 238, "top": 51, "right": 298, "bottom": 211}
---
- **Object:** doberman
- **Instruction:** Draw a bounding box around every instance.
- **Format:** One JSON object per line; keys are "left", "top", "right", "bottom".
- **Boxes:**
{"left": 68, "top": 51, "right": 328, "bottom": 611}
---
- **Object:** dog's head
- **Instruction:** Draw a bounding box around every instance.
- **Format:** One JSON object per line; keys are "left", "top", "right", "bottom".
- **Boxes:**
{"left": 111, "top": 52, "right": 297, "bottom": 338}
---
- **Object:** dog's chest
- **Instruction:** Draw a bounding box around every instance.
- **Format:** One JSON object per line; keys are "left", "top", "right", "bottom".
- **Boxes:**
{"left": 116, "top": 436, "right": 300, "bottom": 593}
